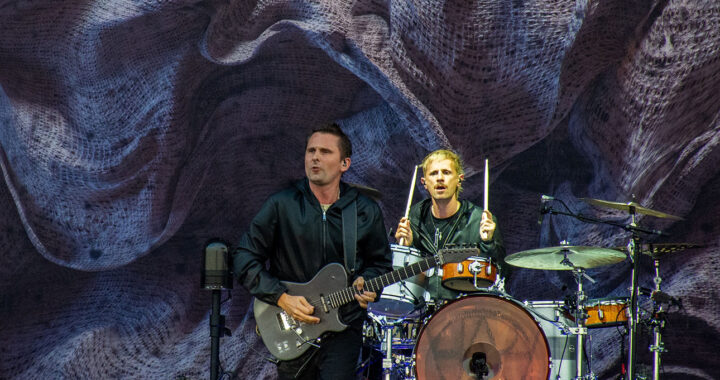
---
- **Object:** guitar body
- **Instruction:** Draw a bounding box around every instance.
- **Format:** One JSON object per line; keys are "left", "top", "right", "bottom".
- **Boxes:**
{"left": 254, "top": 263, "right": 349, "bottom": 361}
{"left": 253, "top": 247, "right": 478, "bottom": 361}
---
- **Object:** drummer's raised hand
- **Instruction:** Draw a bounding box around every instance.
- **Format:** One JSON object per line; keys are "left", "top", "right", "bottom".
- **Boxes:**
{"left": 394, "top": 217, "right": 414, "bottom": 246}
{"left": 479, "top": 210, "right": 496, "bottom": 241}
{"left": 352, "top": 276, "right": 377, "bottom": 309}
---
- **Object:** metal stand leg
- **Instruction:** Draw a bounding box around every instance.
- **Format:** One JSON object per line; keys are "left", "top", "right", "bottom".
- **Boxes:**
{"left": 382, "top": 323, "right": 393, "bottom": 380}
{"left": 649, "top": 259, "right": 666, "bottom": 380}
{"left": 627, "top": 214, "right": 640, "bottom": 380}
{"left": 558, "top": 246, "right": 597, "bottom": 379}
{"left": 570, "top": 269, "right": 594, "bottom": 380}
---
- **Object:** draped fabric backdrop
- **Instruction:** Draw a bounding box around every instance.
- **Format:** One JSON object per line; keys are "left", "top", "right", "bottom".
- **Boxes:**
{"left": 1, "top": 0, "right": 719, "bottom": 379}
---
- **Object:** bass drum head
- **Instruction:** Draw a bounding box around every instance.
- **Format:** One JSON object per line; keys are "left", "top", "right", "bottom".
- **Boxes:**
{"left": 414, "top": 295, "right": 550, "bottom": 380}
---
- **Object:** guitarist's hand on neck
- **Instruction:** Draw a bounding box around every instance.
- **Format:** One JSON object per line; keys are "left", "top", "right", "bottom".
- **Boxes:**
{"left": 277, "top": 293, "right": 321, "bottom": 324}
{"left": 352, "top": 276, "right": 377, "bottom": 309}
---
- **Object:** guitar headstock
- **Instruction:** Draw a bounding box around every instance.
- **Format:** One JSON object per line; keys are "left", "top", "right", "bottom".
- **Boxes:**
{"left": 438, "top": 246, "right": 481, "bottom": 264}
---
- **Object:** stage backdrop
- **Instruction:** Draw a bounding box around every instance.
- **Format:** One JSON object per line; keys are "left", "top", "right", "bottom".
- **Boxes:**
{"left": 1, "top": 0, "right": 719, "bottom": 379}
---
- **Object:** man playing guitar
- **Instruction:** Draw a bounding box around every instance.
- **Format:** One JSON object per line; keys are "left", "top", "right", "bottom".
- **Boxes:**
{"left": 233, "top": 123, "right": 392, "bottom": 379}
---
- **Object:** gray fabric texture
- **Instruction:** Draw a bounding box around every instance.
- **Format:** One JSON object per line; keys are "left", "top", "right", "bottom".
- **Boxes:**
{"left": 1, "top": 0, "right": 719, "bottom": 378}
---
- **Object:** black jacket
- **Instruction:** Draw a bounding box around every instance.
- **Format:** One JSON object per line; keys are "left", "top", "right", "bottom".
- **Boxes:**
{"left": 409, "top": 198, "right": 505, "bottom": 260}
{"left": 408, "top": 198, "right": 507, "bottom": 299}
{"left": 233, "top": 178, "right": 393, "bottom": 323}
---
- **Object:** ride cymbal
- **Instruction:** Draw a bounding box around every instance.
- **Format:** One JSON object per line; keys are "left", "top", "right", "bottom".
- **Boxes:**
{"left": 579, "top": 198, "right": 683, "bottom": 220}
{"left": 505, "top": 246, "right": 627, "bottom": 270}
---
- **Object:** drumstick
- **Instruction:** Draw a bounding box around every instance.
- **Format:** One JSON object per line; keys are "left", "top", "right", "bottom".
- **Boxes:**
{"left": 484, "top": 158, "right": 489, "bottom": 211}
{"left": 399, "top": 165, "right": 419, "bottom": 246}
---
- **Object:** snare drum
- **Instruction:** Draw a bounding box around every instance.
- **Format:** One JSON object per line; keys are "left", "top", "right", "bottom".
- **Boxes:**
{"left": 584, "top": 297, "right": 630, "bottom": 328}
{"left": 414, "top": 295, "right": 551, "bottom": 380}
{"left": 368, "top": 245, "right": 429, "bottom": 318}
{"left": 441, "top": 256, "right": 497, "bottom": 291}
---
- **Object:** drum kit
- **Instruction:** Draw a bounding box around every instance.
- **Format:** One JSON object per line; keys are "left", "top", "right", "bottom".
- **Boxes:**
{"left": 361, "top": 197, "right": 697, "bottom": 380}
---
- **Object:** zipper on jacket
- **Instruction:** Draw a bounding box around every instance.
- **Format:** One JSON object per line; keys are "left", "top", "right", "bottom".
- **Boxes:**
{"left": 322, "top": 209, "right": 327, "bottom": 260}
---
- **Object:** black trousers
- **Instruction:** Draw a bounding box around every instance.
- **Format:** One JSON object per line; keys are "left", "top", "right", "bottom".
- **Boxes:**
{"left": 276, "top": 319, "right": 363, "bottom": 380}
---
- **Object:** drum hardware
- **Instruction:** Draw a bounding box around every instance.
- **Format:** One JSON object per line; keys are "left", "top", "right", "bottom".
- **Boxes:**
{"left": 645, "top": 253, "right": 682, "bottom": 380}
{"left": 578, "top": 197, "right": 684, "bottom": 380}
{"left": 365, "top": 314, "right": 418, "bottom": 380}
{"left": 491, "top": 275, "right": 506, "bottom": 293}
{"left": 508, "top": 240, "right": 603, "bottom": 379}
{"left": 381, "top": 320, "right": 392, "bottom": 380}
{"left": 532, "top": 195, "right": 685, "bottom": 380}
{"left": 565, "top": 256, "right": 596, "bottom": 379}
{"left": 469, "top": 259, "right": 487, "bottom": 289}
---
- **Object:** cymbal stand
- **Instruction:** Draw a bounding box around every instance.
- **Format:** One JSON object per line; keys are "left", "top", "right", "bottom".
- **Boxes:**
{"left": 649, "top": 258, "right": 667, "bottom": 380}
{"left": 560, "top": 253, "right": 596, "bottom": 379}
{"left": 370, "top": 315, "right": 395, "bottom": 380}
{"left": 626, "top": 210, "right": 640, "bottom": 380}
{"left": 541, "top": 200, "right": 666, "bottom": 379}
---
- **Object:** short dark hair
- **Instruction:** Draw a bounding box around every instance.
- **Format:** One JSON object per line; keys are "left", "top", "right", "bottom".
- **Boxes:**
{"left": 307, "top": 122, "right": 352, "bottom": 159}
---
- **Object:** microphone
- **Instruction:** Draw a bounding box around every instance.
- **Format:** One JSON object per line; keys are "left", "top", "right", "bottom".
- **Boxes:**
{"left": 538, "top": 195, "right": 553, "bottom": 225}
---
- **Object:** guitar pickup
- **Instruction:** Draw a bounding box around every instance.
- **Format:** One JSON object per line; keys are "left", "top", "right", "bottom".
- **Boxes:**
{"left": 319, "top": 295, "right": 329, "bottom": 313}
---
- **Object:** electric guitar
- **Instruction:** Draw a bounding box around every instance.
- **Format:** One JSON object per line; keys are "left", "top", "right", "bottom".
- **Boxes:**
{"left": 253, "top": 247, "right": 479, "bottom": 360}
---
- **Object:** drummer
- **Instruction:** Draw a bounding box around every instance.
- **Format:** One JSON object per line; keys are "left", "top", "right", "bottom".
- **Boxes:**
{"left": 395, "top": 149, "right": 507, "bottom": 301}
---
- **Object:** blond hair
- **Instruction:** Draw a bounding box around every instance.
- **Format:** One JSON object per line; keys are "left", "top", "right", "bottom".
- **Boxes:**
{"left": 420, "top": 149, "right": 465, "bottom": 195}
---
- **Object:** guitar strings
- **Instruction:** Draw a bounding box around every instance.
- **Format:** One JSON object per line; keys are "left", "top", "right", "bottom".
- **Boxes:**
{"left": 302, "top": 258, "right": 439, "bottom": 310}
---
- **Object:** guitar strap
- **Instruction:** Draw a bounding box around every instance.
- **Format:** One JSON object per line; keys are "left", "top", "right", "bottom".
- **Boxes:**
{"left": 341, "top": 199, "right": 357, "bottom": 276}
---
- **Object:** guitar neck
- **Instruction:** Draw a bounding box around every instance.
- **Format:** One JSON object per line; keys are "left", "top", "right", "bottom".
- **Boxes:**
{"left": 327, "top": 255, "right": 439, "bottom": 310}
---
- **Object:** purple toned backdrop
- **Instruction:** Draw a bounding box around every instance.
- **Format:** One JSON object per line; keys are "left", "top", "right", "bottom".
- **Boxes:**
{"left": 1, "top": 1, "right": 719, "bottom": 379}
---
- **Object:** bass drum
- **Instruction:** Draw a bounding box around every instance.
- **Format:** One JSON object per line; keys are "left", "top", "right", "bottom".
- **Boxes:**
{"left": 414, "top": 295, "right": 550, "bottom": 380}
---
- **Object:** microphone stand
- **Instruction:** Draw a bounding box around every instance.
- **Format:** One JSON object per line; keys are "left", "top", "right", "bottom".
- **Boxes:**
{"left": 210, "top": 290, "right": 220, "bottom": 380}
{"left": 210, "top": 289, "right": 228, "bottom": 380}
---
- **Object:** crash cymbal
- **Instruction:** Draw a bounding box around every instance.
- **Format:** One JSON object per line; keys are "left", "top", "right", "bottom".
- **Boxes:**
{"left": 580, "top": 198, "right": 683, "bottom": 220}
{"left": 505, "top": 246, "right": 627, "bottom": 270}
{"left": 614, "top": 243, "right": 703, "bottom": 259}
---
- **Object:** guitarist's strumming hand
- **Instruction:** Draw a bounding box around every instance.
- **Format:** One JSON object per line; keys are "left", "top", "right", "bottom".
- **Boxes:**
{"left": 277, "top": 293, "right": 320, "bottom": 324}
{"left": 352, "top": 276, "right": 377, "bottom": 309}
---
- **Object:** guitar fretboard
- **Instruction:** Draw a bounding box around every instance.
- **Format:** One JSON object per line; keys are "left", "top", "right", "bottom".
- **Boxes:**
{"left": 323, "top": 247, "right": 476, "bottom": 309}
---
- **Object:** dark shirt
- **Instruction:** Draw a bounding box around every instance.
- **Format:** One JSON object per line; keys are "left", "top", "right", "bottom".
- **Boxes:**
{"left": 233, "top": 178, "right": 393, "bottom": 323}
{"left": 408, "top": 198, "right": 506, "bottom": 300}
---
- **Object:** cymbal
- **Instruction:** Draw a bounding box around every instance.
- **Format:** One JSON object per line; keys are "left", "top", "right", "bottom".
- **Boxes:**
{"left": 505, "top": 246, "right": 627, "bottom": 270}
{"left": 580, "top": 198, "right": 683, "bottom": 220}
{"left": 614, "top": 242, "right": 703, "bottom": 259}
